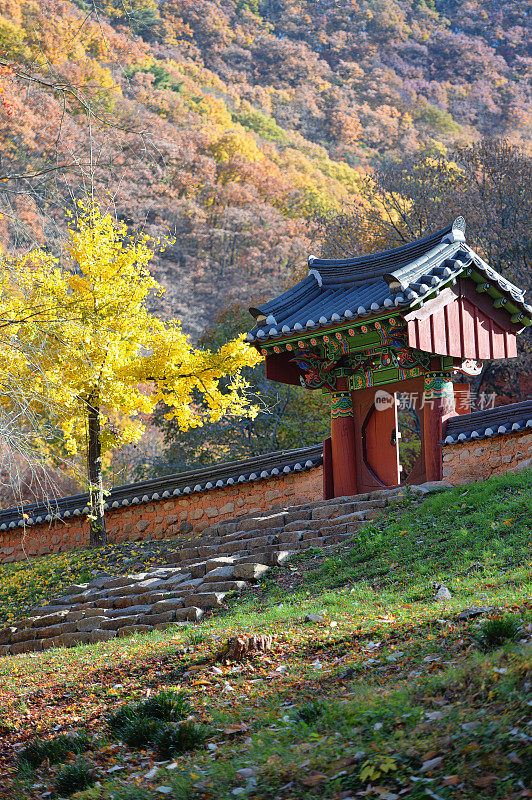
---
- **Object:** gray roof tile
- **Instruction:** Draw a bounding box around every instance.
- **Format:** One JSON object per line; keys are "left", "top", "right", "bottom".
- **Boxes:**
{"left": 443, "top": 400, "right": 532, "bottom": 445}
{"left": 0, "top": 445, "right": 323, "bottom": 531}
{"left": 248, "top": 221, "right": 529, "bottom": 343}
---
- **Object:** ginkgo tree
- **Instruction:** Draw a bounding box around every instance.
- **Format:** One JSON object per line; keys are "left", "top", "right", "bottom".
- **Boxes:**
{"left": 0, "top": 202, "right": 261, "bottom": 545}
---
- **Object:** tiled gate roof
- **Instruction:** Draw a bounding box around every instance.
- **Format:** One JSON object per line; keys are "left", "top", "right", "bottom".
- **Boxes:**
{"left": 247, "top": 219, "right": 530, "bottom": 343}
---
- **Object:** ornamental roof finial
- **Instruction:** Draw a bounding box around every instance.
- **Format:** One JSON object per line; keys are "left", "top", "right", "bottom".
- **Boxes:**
{"left": 452, "top": 216, "right": 466, "bottom": 234}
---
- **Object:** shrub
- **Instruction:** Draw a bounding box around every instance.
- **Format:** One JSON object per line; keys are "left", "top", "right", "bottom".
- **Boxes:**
{"left": 17, "top": 731, "right": 90, "bottom": 771}
{"left": 54, "top": 758, "right": 97, "bottom": 796}
{"left": 137, "top": 689, "right": 191, "bottom": 721}
{"left": 293, "top": 700, "right": 325, "bottom": 725}
{"left": 476, "top": 615, "right": 523, "bottom": 650}
{"left": 109, "top": 690, "right": 190, "bottom": 733}
{"left": 108, "top": 690, "right": 193, "bottom": 749}
{"left": 233, "top": 107, "right": 288, "bottom": 144}
{"left": 107, "top": 702, "right": 139, "bottom": 735}
{"left": 119, "top": 716, "right": 162, "bottom": 749}
{"left": 154, "top": 721, "right": 209, "bottom": 758}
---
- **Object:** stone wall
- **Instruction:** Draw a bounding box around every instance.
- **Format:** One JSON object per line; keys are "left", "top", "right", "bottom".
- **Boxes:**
{"left": 2, "top": 424, "right": 529, "bottom": 564}
{"left": 0, "top": 466, "right": 324, "bottom": 563}
{"left": 442, "top": 431, "right": 532, "bottom": 484}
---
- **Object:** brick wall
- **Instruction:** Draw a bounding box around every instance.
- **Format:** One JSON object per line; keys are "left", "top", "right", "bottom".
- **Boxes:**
{"left": 0, "top": 466, "right": 324, "bottom": 563}
{"left": 442, "top": 431, "right": 532, "bottom": 485}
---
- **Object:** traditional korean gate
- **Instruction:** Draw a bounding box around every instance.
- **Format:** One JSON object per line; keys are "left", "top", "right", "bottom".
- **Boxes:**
{"left": 248, "top": 218, "right": 529, "bottom": 498}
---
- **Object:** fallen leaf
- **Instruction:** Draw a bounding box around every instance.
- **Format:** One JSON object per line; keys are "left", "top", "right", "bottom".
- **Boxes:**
{"left": 301, "top": 772, "right": 328, "bottom": 786}
{"left": 421, "top": 756, "right": 442, "bottom": 772}
{"left": 223, "top": 722, "right": 250, "bottom": 736}
{"left": 442, "top": 775, "right": 459, "bottom": 786}
{"left": 474, "top": 775, "right": 498, "bottom": 787}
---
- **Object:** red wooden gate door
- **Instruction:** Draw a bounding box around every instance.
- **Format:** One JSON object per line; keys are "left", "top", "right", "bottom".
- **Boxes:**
{"left": 362, "top": 390, "right": 400, "bottom": 486}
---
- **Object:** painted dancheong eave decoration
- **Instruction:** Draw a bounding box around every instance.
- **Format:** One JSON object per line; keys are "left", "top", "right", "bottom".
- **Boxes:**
{"left": 247, "top": 218, "right": 530, "bottom": 497}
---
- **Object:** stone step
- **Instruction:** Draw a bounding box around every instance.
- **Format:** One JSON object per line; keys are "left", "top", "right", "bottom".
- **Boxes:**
{"left": 310, "top": 498, "right": 386, "bottom": 520}
{"left": 200, "top": 494, "right": 392, "bottom": 539}
{"left": 299, "top": 538, "right": 327, "bottom": 549}
{"left": 277, "top": 531, "right": 303, "bottom": 544}
{"left": 101, "top": 615, "right": 141, "bottom": 630}
{"left": 318, "top": 487, "right": 403, "bottom": 506}
{"left": 1, "top": 489, "right": 395, "bottom": 656}
{"left": 233, "top": 562, "right": 270, "bottom": 580}
{"left": 151, "top": 598, "right": 186, "bottom": 613}
{"left": 237, "top": 513, "right": 288, "bottom": 532}
{"left": 223, "top": 535, "right": 279, "bottom": 553}
{"left": 284, "top": 513, "right": 367, "bottom": 533}
{"left": 203, "top": 580, "right": 247, "bottom": 593}
{"left": 220, "top": 530, "right": 253, "bottom": 544}
{"left": 237, "top": 550, "right": 294, "bottom": 566}
{"left": 104, "top": 605, "right": 153, "bottom": 617}
{"left": 184, "top": 592, "right": 226, "bottom": 609}
{"left": 202, "top": 565, "right": 234, "bottom": 581}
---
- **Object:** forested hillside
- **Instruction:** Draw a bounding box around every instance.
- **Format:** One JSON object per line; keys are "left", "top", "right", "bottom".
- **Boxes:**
{"left": 1, "top": 0, "right": 530, "bottom": 337}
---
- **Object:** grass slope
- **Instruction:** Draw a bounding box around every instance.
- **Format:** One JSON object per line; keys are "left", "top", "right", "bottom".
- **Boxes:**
{"left": 0, "top": 536, "right": 201, "bottom": 624}
{"left": 0, "top": 469, "right": 531, "bottom": 800}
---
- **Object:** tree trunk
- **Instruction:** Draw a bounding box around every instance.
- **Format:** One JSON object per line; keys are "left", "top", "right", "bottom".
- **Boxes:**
{"left": 87, "top": 402, "right": 107, "bottom": 546}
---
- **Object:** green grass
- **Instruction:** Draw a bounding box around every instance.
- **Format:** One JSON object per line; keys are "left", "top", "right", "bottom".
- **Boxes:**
{"left": 291, "top": 699, "right": 325, "bottom": 724}
{"left": 108, "top": 689, "right": 191, "bottom": 734}
{"left": 53, "top": 758, "right": 97, "bottom": 796}
{"left": 116, "top": 716, "right": 161, "bottom": 749}
{"left": 17, "top": 731, "right": 90, "bottom": 770}
{"left": 136, "top": 688, "right": 191, "bottom": 721}
{"left": 227, "top": 467, "right": 531, "bottom": 626}
{"left": 154, "top": 721, "right": 209, "bottom": 758}
{"left": 1, "top": 469, "right": 531, "bottom": 800}
{"left": 107, "top": 689, "right": 199, "bottom": 753}
{"left": 476, "top": 614, "right": 523, "bottom": 650}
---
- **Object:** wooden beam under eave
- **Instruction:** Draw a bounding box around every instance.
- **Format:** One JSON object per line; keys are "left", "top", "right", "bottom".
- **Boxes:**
{"left": 264, "top": 350, "right": 304, "bottom": 387}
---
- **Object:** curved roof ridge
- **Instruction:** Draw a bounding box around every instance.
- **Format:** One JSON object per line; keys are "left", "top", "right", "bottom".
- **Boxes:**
{"left": 309, "top": 223, "right": 453, "bottom": 273}
{"left": 446, "top": 399, "right": 532, "bottom": 431}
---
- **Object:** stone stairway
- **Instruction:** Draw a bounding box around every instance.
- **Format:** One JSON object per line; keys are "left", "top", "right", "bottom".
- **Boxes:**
{"left": 0, "top": 487, "right": 404, "bottom": 656}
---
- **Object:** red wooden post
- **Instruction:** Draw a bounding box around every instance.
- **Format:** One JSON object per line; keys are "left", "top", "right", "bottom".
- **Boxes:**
{"left": 330, "top": 391, "right": 358, "bottom": 497}
{"left": 453, "top": 382, "right": 471, "bottom": 415}
{"left": 423, "top": 375, "right": 455, "bottom": 481}
{"left": 322, "top": 436, "right": 334, "bottom": 499}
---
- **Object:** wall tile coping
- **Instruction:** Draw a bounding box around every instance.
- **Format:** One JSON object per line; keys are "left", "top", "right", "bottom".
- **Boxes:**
{"left": 442, "top": 400, "right": 532, "bottom": 445}
{"left": 0, "top": 444, "right": 323, "bottom": 532}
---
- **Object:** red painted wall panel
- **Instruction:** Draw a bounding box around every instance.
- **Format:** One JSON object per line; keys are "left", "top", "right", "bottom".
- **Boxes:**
{"left": 406, "top": 294, "right": 518, "bottom": 361}
{"left": 505, "top": 332, "right": 517, "bottom": 358}
{"left": 475, "top": 307, "right": 492, "bottom": 359}
{"left": 461, "top": 299, "right": 477, "bottom": 356}
{"left": 417, "top": 316, "right": 433, "bottom": 352}
{"left": 490, "top": 321, "right": 506, "bottom": 359}
{"left": 444, "top": 301, "right": 462, "bottom": 357}
{"left": 430, "top": 307, "right": 447, "bottom": 355}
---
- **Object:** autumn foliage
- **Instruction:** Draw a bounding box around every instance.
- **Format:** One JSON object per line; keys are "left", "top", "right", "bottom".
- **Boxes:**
{"left": 0, "top": 0, "right": 529, "bottom": 336}
{"left": 0, "top": 202, "right": 260, "bottom": 537}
